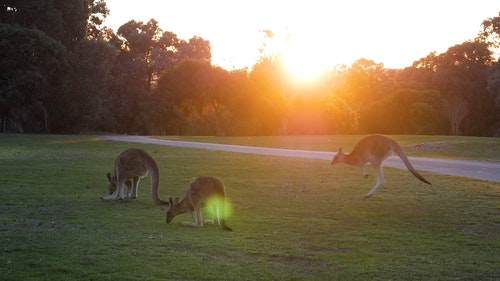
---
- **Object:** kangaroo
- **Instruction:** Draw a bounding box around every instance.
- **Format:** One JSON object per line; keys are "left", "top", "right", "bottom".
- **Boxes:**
{"left": 331, "top": 135, "right": 431, "bottom": 198}
{"left": 102, "top": 148, "right": 168, "bottom": 205}
{"left": 166, "top": 176, "right": 232, "bottom": 231}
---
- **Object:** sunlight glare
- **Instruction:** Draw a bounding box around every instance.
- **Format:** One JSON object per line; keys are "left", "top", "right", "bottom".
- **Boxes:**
{"left": 282, "top": 38, "right": 333, "bottom": 82}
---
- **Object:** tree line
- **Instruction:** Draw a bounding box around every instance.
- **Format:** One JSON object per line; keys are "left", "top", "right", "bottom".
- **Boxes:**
{"left": 1, "top": 1, "right": 499, "bottom": 136}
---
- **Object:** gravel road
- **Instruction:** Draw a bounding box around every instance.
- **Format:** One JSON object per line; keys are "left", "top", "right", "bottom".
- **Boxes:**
{"left": 100, "top": 135, "right": 500, "bottom": 182}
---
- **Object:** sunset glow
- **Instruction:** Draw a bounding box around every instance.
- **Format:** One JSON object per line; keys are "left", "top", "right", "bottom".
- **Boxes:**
{"left": 282, "top": 39, "right": 334, "bottom": 82}
{"left": 104, "top": 0, "right": 498, "bottom": 71}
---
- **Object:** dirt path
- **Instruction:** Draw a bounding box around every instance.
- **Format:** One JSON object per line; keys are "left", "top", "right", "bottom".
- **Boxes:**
{"left": 100, "top": 135, "right": 500, "bottom": 182}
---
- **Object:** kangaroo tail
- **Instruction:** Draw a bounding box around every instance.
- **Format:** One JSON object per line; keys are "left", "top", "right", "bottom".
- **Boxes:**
{"left": 148, "top": 156, "right": 169, "bottom": 206}
{"left": 392, "top": 141, "right": 431, "bottom": 185}
{"left": 220, "top": 219, "right": 233, "bottom": 231}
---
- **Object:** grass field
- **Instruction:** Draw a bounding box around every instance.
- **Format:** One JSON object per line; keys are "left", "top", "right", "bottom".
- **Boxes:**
{"left": 0, "top": 134, "right": 499, "bottom": 280}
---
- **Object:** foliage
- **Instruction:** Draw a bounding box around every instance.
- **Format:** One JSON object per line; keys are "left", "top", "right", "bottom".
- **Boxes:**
{"left": 435, "top": 41, "right": 495, "bottom": 135}
{"left": 0, "top": 24, "right": 68, "bottom": 132}
{"left": 158, "top": 60, "right": 255, "bottom": 136}
{"left": 100, "top": 19, "right": 213, "bottom": 135}
{"left": 478, "top": 12, "right": 500, "bottom": 50}
{"left": 48, "top": 38, "right": 118, "bottom": 133}
{"left": 0, "top": 0, "right": 107, "bottom": 47}
{"left": 0, "top": 0, "right": 112, "bottom": 133}
{"left": 487, "top": 62, "right": 500, "bottom": 107}
{"left": 0, "top": 134, "right": 498, "bottom": 280}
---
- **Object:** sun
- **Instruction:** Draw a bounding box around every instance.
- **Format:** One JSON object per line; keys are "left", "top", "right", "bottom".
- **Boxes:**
{"left": 281, "top": 38, "right": 333, "bottom": 83}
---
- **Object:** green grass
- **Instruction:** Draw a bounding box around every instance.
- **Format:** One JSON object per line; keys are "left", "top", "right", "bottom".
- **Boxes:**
{"left": 157, "top": 135, "right": 500, "bottom": 161}
{"left": 0, "top": 134, "right": 499, "bottom": 280}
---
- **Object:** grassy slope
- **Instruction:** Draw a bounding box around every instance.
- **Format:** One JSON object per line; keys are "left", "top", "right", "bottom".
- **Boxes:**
{"left": 0, "top": 134, "right": 498, "bottom": 280}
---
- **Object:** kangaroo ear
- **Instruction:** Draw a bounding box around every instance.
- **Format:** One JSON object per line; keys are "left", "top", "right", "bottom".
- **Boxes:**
{"left": 174, "top": 197, "right": 180, "bottom": 205}
{"left": 106, "top": 172, "right": 111, "bottom": 181}
{"left": 168, "top": 197, "right": 174, "bottom": 205}
{"left": 338, "top": 147, "right": 343, "bottom": 152}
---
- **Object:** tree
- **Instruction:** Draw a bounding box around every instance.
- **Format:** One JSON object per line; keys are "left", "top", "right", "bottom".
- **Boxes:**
{"left": 442, "top": 94, "right": 469, "bottom": 135}
{"left": 158, "top": 59, "right": 213, "bottom": 134}
{"left": 48, "top": 39, "right": 117, "bottom": 132}
{"left": 248, "top": 57, "right": 289, "bottom": 135}
{"left": 412, "top": 41, "right": 497, "bottom": 135}
{"left": 87, "top": 0, "right": 110, "bottom": 39}
{"left": 116, "top": 19, "right": 211, "bottom": 93}
{"left": 0, "top": 0, "right": 113, "bottom": 133}
{"left": 118, "top": 19, "right": 163, "bottom": 92}
{"left": 327, "top": 59, "right": 385, "bottom": 133}
{"left": 0, "top": 24, "right": 67, "bottom": 132}
{"left": 478, "top": 12, "right": 500, "bottom": 51}
{"left": 0, "top": 0, "right": 108, "bottom": 48}
{"left": 487, "top": 62, "right": 500, "bottom": 107}
{"left": 156, "top": 59, "right": 253, "bottom": 136}
{"left": 105, "top": 19, "right": 209, "bottom": 134}
{"left": 480, "top": 12, "right": 500, "bottom": 112}
{"left": 435, "top": 41, "right": 495, "bottom": 135}
{"left": 409, "top": 100, "right": 442, "bottom": 135}
{"left": 177, "top": 36, "right": 211, "bottom": 62}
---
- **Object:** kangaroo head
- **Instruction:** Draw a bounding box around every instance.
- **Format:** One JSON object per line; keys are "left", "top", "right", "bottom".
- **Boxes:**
{"left": 331, "top": 147, "right": 345, "bottom": 165}
{"left": 106, "top": 172, "right": 117, "bottom": 194}
{"left": 166, "top": 197, "right": 181, "bottom": 223}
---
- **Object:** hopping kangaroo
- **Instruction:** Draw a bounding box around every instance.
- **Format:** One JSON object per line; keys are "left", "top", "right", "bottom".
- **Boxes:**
{"left": 166, "top": 176, "right": 232, "bottom": 231}
{"left": 102, "top": 148, "right": 168, "bottom": 205}
{"left": 331, "top": 135, "right": 431, "bottom": 198}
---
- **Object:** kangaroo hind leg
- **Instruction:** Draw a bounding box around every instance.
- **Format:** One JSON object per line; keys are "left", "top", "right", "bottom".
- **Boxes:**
{"left": 203, "top": 205, "right": 217, "bottom": 225}
{"left": 365, "top": 165, "right": 385, "bottom": 198}
{"left": 127, "top": 177, "right": 140, "bottom": 199}
{"left": 360, "top": 165, "right": 369, "bottom": 178}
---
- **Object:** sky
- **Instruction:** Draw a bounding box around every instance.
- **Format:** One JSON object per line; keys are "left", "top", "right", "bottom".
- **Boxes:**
{"left": 103, "top": 0, "right": 499, "bottom": 75}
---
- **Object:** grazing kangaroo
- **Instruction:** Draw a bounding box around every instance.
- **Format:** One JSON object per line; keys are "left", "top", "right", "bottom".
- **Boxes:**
{"left": 102, "top": 148, "right": 168, "bottom": 205}
{"left": 166, "top": 176, "right": 232, "bottom": 231}
{"left": 331, "top": 135, "right": 431, "bottom": 198}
